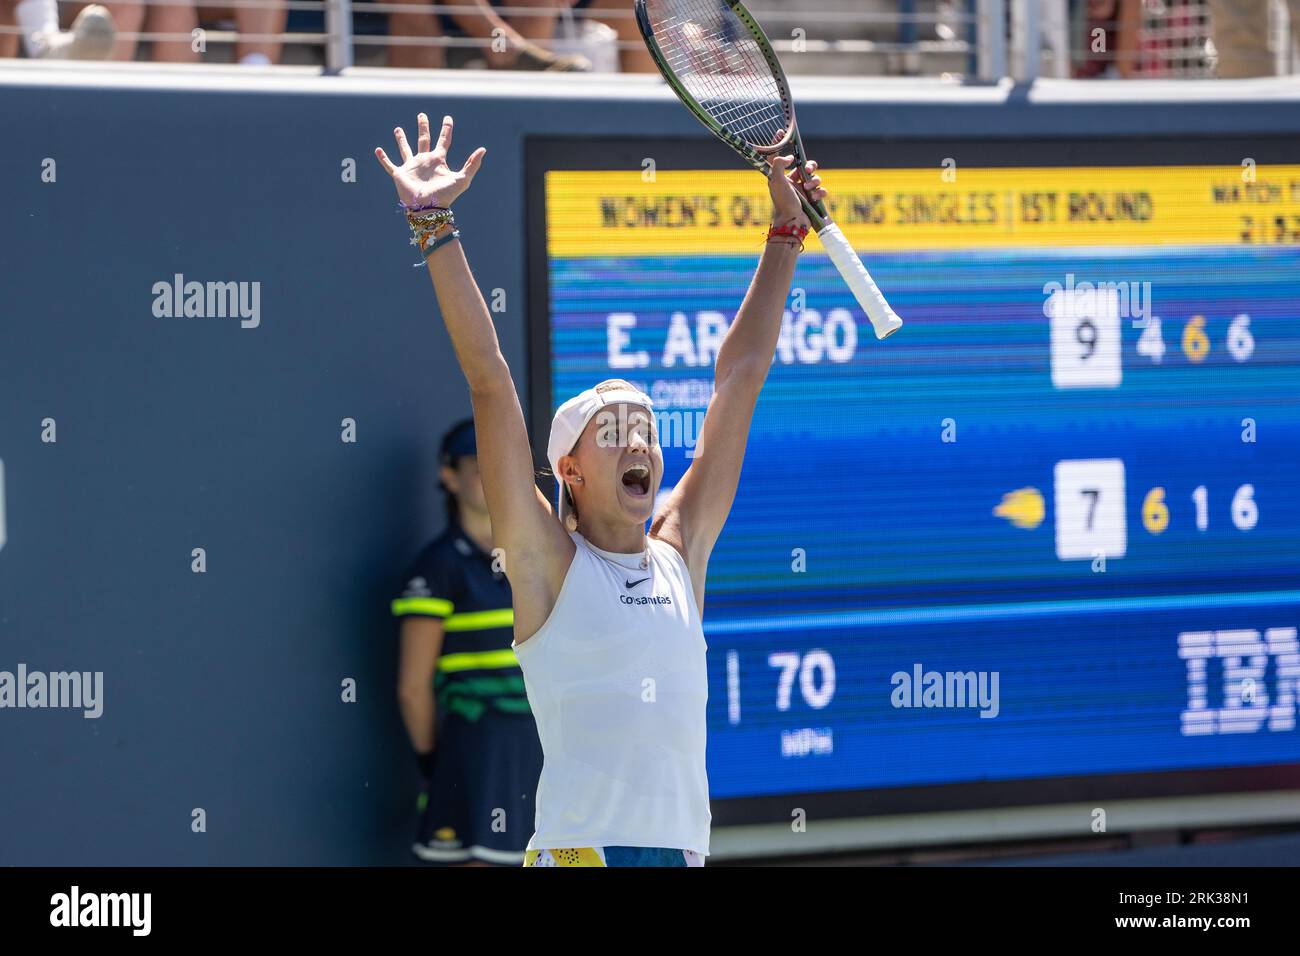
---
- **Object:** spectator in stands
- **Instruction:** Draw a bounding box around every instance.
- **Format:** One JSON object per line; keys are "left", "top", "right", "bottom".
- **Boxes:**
{"left": 1210, "top": 0, "right": 1300, "bottom": 77}
{"left": 587, "top": 0, "right": 654, "bottom": 72}
{"left": 392, "top": 419, "right": 543, "bottom": 866}
{"left": 389, "top": 0, "right": 589, "bottom": 70}
{"left": 104, "top": 0, "right": 286, "bottom": 63}
{"left": 1073, "top": 0, "right": 1140, "bottom": 78}
{"left": 387, "top": 0, "right": 447, "bottom": 68}
{"left": 2, "top": 0, "right": 115, "bottom": 58}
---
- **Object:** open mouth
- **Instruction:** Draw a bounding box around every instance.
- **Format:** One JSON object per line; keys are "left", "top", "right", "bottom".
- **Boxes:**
{"left": 621, "top": 461, "right": 651, "bottom": 498}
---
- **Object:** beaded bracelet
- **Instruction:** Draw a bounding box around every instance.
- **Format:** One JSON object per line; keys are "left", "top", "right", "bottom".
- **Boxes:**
{"left": 406, "top": 213, "right": 456, "bottom": 265}
{"left": 406, "top": 207, "right": 453, "bottom": 223}
{"left": 408, "top": 211, "right": 454, "bottom": 244}
{"left": 408, "top": 210, "right": 453, "bottom": 227}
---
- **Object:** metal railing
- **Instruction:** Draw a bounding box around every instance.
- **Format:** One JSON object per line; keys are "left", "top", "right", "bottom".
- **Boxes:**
{"left": 0, "top": 0, "right": 991, "bottom": 76}
{"left": 2, "top": 0, "right": 1295, "bottom": 80}
{"left": 325, "top": 0, "right": 352, "bottom": 70}
{"left": 342, "top": 2, "right": 990, "bottom": 75}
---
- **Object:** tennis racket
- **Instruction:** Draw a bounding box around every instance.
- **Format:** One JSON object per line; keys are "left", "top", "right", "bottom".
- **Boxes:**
{"left": 635, "top": 0, "right": 902, "bottom": 340}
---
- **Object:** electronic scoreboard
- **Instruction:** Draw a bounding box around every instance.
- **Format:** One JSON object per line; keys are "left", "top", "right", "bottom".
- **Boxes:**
{"left": 529, "top": 139, "right": 1300, "bottom": 817}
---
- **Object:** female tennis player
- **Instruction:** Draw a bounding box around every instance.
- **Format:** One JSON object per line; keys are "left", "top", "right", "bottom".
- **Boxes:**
{"left": 376, "top": 113, "right": 826, "bottom": 867}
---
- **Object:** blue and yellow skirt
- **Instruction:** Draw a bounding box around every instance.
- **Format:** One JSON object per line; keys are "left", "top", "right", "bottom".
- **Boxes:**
{"left": 524, "top": 847, "right": 704, "bottom": 867}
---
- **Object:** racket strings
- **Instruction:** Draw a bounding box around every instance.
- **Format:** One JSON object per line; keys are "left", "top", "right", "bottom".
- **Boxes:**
{"left": 645, "top": 0, "right": 789, "bottom": 149}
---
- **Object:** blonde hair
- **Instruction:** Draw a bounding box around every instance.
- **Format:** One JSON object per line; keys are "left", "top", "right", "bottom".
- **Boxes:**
{"left": 595, "top": 378, "right": 637, "bottom": 394}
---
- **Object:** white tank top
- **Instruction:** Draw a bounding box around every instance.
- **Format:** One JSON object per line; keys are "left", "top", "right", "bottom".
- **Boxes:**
{"left": 511, "top": 531, "right": 711, "bottom": 855}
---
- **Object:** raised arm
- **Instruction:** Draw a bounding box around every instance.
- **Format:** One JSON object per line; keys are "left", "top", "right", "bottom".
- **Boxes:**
{"left": 376, "top": 115, "right": 574, "bottom": 637}
{"left": 652, "top": 155, "right": 826, "bottom": 589}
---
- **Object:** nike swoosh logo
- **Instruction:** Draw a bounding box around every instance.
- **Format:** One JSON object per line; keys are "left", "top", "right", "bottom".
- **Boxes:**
{"left": 625, "top": 577, "right": 651, "bottom": 589}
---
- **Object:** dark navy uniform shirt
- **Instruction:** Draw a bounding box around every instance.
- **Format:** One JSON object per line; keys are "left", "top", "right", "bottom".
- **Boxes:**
{"left": 391, "top": 520, "right": 529, "bottom": 721}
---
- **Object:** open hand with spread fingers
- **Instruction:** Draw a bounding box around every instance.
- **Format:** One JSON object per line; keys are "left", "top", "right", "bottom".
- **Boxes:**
{"left": 375, "top": 113, "right": 485, "bottom": 209}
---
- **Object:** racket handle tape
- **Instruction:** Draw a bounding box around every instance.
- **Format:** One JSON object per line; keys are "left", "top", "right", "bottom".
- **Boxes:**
{"left": 816, "top": 223, "right": 903, "bottom": 340}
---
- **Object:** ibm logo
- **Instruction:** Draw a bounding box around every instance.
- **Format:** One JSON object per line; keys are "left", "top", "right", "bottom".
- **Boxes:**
{"left": 1179, "top": 628, "right": 1300, "bottom": 735}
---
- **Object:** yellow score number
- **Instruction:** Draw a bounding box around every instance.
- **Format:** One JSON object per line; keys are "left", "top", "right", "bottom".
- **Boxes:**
{"left": 1143, "top": 486, "right": 1170, "bottom": 534}
{"left": 1182, "top": 316, "right": 1210, "bottom": 363}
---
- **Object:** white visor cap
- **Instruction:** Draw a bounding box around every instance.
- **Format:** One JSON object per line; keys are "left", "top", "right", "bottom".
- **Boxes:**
{"left": 547, "top": 385, "right": 655, "bottom": 527}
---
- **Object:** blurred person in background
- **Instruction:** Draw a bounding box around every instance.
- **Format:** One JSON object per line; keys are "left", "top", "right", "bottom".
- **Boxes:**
{"left": 1210, "top": 0, "right": 1300, "bottom": 77}
{"left": 1073, "top": 0, "right": 1140, "bottom": 78}
{"left": 2, "top": 0, "right": 115, "bottom": 58}
{"left": 387, "top": 0, "right": 447, "bottom": 68}
{"left": 586, "top": 0, "right": 653, "bottom": 72}
{"left": 104, "top": 0, "right": 286, "bottom": 62}
{"left": 389, "top": 0, "right": 589, "bottom": 70}
{"left": 392, "top": 418, "right": 543, "bottom": 866}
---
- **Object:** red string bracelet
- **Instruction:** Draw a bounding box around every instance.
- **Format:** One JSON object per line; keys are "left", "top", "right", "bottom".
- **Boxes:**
{"left": 766, "top": 221, "right": 809, "bottom": 250}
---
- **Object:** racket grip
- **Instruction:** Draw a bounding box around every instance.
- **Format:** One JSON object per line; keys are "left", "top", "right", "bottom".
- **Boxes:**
{"left": 816, "top": 223, "right": 903, "bottom": 340}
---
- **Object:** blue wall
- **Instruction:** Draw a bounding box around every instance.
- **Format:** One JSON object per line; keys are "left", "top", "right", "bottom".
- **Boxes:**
{"left": 0, "top": 71, "right": 1296, "bottom": 864}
